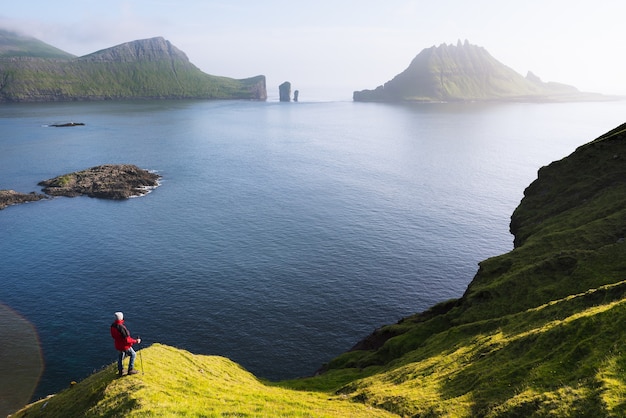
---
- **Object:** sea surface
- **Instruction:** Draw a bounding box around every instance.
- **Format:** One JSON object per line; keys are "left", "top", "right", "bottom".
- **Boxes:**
{"left": 1, "top": 99, "right": 624, "bottom": 400}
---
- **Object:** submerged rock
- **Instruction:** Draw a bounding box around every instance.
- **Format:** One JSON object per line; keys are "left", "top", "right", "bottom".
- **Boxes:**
{"left": 50, "top": 122, "right": 85, "bottom": 127}
{"left": 38, "top": 164, "right": 161, "bottom": 199}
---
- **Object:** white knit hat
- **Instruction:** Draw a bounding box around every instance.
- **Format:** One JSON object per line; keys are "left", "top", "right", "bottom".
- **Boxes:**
{"left": 114, "top": 312, "right": 124, "bottom": 321}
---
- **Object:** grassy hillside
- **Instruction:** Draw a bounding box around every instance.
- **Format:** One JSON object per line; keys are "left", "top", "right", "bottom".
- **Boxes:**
{"left": 12, "top": 124, "right": 626, "bottom": 416}
{"left": 0, "top": 59, "right": 266, "bottom": 101}
{"left": 0, "top": 35, "right": 266, "bottom": 102}
{"left": 310, "top": 123, "right": 626, "bottom": 415}
{"left": 11, "top": 344, "right": 394, "bottom": 418}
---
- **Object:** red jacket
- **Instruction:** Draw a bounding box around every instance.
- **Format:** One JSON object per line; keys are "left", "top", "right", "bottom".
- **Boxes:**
{"left": 110, "top": 319, "right": 138, "bottom": 351}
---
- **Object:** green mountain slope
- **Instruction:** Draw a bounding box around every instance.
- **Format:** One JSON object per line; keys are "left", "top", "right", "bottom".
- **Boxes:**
{"left": 354, "top": 40, "right": 593, "bottom": 102}
{"left": 311, "top": 123, "right": 626, "bottom": 415}
{"left": 0, "top": 33, "right": 266, "bottom": 102}
{"left": 0, "top": 29, "right": 75, "bottom": 59}
{"left": 12, "top": 124, "right": 626, "bottom": 416}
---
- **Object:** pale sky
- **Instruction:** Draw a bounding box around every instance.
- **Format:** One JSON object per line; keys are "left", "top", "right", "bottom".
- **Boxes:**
{"left": 1, "top": 0, "right": 624, "bottom": 100}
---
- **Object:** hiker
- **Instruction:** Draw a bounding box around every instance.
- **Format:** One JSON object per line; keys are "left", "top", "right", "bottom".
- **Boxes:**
{"left": 110, "top": 312, "right": 141, "bottom": 376}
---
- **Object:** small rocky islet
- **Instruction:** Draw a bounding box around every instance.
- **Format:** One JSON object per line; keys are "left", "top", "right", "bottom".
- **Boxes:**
{"left": 0, "top": 164, "right": 160, "bottom": 210}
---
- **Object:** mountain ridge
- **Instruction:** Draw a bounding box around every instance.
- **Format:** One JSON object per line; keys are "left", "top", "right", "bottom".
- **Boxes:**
{"left": 78, "top": 37, "right": 189, "bottom": 63}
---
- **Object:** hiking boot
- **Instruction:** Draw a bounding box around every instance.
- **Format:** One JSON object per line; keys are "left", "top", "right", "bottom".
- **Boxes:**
{"left": 127, "top": 369, "right": 139, "bottom": 375}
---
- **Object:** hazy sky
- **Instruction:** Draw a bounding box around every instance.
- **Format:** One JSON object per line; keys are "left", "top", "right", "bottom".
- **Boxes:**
{"left": 1, "top": 1, "right": 624, "bottom": 100}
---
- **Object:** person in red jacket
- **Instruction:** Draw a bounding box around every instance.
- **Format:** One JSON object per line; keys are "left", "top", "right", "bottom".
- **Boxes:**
{"left": 110, "top": 312, "right": 141, "bottom": 376}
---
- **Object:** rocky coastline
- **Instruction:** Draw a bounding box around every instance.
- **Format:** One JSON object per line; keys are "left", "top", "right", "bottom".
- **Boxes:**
{"left": 1, "top": 164, "right": 160, "bottom": 210}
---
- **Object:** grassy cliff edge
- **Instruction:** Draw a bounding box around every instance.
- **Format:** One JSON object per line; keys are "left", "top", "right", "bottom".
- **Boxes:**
{"left": 11, "top": 344, "right": 393, "bottom": 418}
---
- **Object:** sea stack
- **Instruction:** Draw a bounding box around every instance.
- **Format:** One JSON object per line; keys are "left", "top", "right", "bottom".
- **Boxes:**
{"left": 279, "top": 81, "right": 291, "bottom": 102}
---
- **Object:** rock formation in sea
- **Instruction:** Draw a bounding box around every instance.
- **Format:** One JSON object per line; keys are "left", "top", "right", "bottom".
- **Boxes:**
{"left": 279, "top": 81, "right": 292, "bottom": 102}
{"left": 38, "top": 164, "right": 161, "bottom": 199}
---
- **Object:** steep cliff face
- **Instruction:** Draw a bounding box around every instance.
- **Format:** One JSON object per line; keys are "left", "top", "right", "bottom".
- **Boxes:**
{"left": 0, "top": 33, "right": 266, "bottom": 102}
{"left": 354, "top": 40, "right": 588, "bottom": 102}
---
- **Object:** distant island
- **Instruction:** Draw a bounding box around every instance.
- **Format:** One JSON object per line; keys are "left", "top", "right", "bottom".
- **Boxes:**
{"left": 0, "top": 29, "right": 266, "bottom": 102}
{"left": 354, "top": 40, "right": 607, "bottom": 103}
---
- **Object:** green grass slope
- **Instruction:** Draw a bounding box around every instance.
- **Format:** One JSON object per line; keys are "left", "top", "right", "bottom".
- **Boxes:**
{"left": 0, "top": 59, "right": 266, "bottom": 102}
{"left": 11, "top": 344, "right": 394, "bottom": 418}
{"left": 12, "top": 124, "right": 626, "bottom": 417}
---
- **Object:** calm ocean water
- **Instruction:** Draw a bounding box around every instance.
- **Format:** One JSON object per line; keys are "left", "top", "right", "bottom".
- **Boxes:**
{"left": 1, "top": 99, "right": 624, "bottom": 400}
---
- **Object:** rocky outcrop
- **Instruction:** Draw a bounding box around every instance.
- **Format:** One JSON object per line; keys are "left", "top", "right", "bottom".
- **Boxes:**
{"left": 38, "top": 164, "right": 161, "bottom": 199}
{"left": 279, "top": 81, "right": 291, "bottom": 102}
{"left": 0, "top": 190, "right": 47, "bottom": 210}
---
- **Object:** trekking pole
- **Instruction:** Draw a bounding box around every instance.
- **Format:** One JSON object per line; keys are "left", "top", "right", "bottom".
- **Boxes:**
{"left": 138, "top": 336, "right": 144, "bottom": 375}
